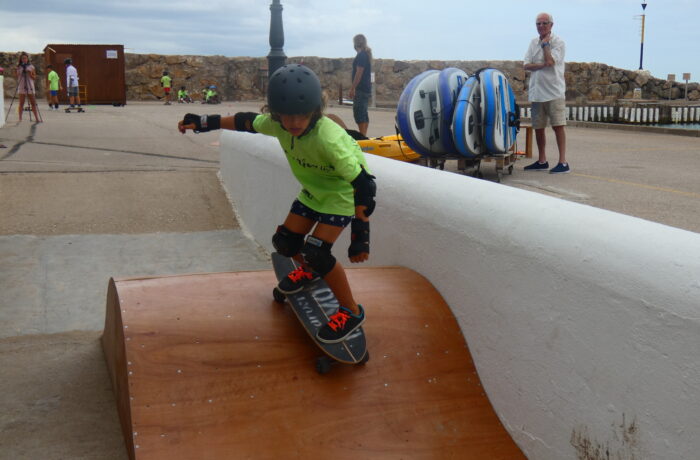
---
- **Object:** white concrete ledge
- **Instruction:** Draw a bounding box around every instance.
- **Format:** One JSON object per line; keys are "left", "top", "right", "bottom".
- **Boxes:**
{"left": 220, "top": 130, "right": 700, "bottom": 460}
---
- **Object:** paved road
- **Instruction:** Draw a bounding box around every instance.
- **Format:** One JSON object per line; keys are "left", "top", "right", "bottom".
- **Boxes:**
{"left": 3, "top": 100, "right": 700, "bottom": 233}
{"left": 0, "top": 100, "right": 698, "bottom": 459}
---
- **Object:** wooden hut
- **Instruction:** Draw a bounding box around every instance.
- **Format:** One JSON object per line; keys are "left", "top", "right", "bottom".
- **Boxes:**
{"left": 44, "top": 44, "right": 126, "bottom": 105}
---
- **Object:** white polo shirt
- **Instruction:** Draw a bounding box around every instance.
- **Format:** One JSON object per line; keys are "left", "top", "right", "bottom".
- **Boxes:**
{"left": 524, "top": 33, "right": 566, "bottom": 102}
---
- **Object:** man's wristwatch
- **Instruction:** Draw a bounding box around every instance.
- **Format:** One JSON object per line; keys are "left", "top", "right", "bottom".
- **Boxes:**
{"left": 541, "top": 42, "right": 550, "bottom": 49}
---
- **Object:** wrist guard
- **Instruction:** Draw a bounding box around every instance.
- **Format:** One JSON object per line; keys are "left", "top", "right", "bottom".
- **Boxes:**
{"left": 348, "top": 219, "right": 370, "bottom": 258}
{"left": 351, "top": 167, "right": 377, "bottom": 217}
{"left": 183, "top": 113, "right": 221, "bottom": 133}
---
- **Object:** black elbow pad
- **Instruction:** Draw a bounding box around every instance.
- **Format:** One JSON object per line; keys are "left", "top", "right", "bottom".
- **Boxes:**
{"left": 351, "top": 167, "right": 377, "bottom": 217}
{"left": 234, "top": 112, "right": 259, "bottom": 133}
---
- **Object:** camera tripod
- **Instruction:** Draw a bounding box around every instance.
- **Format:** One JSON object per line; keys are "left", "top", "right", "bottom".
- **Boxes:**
{"left": 5, "top": 65, "right": 43, "bottom": 123}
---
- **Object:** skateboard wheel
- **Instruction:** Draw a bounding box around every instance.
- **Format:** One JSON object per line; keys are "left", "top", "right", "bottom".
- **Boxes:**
{"left": 315, "top": 356, "right": 333, "bottom": 375}
{"left": 272, "top": 287, "right": 286, "bottom": 303}
{"left": 359, "top": 350, "right": 370, "bottom": 365}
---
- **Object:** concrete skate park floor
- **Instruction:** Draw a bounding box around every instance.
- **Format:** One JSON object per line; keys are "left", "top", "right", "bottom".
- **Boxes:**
{"left": 1, "top": 100, "right": 699, "bottom": 458}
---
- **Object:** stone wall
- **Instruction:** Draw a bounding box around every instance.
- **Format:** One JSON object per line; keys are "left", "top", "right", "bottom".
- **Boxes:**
{"left": 2, "top": 51, "right": 698, "bottom": 104}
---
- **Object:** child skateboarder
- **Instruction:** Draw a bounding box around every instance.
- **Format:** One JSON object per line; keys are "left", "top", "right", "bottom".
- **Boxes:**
{"left": 64, "top": 58, "right": 81, "bottom": 108}
{"left": 178, "top": 64, "right": 376, "bottom": 344}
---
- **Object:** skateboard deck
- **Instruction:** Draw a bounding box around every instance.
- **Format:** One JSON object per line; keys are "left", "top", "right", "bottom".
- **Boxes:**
{"left": 65, "top": 107, "right": 85, "bottom": 113}
{"left": 271, "top": 252, "right": 368, "bottom": 373}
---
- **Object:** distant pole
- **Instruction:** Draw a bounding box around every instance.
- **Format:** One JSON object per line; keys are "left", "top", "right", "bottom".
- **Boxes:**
{"left": 267, "top": 0, "right": 287, "bottom": 78}
{"left": 639, "top": 1, "right": 647, "bottom": 70}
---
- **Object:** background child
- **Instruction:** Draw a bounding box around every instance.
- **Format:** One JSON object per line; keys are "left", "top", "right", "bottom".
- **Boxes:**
{"left": 46, "top": 64, "right": 62, "bottom": 110}
{"left": 177, "top": 86, "right": 192, "bottom": 103}
{"left": 178, "top": 64, "right": 376, "bottom": 343}
{"left": 203, "top": 85, "right": 220, "bottom": 104}
{"left": 64, "top": 58, "right": 81, "bottom": 108}
{"left": 161, "top": 70, "right": 172, "bottom": 105}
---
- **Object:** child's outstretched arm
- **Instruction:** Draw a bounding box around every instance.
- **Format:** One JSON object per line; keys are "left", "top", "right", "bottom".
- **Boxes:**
{"left": 178, "top": 112, "right": 259, "bottom": 134}
{"left": 348, "top": 167, "right": 377, "bottom": 263}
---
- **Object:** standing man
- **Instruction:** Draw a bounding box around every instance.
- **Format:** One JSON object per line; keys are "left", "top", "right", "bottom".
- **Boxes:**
{"left": 349, "top": 34, "right": 372, "bottom": 137}
{"left": 161, "top": 70, "right": 172, "bottom": 105}
{"left": 64, "top": 58, "right": 81, "bottom": 108}
{"left": 523, "top": 12, "right": 569, "bottom": 174}
{"left": 46, "top": 64, "right": 62, "bottom": 110}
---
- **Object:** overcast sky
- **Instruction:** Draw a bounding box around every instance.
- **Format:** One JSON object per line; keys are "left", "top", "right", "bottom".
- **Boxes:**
{"left": 2, "top": 0, "right": 698, "bottom": 83}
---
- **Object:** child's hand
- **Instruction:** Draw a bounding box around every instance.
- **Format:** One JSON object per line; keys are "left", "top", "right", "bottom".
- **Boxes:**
{"left": 178, "top": 120, "right": 197, "bottom": 134}
{"left": 348, "top": 216, "right": 370, "bottom": 263}
{"left": 178, "top": 113, "right": 221, "bottom": 133}
{"left": 178, "top": 113, "right": 201, "bottom": 134}
{"left": 349, "top": 250, "right": 369, "bottom": 263}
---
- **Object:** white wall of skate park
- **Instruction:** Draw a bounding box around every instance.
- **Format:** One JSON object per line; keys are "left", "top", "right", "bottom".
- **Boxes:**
{"left": 219, "top": 131, "right": 700, "bottom": 460}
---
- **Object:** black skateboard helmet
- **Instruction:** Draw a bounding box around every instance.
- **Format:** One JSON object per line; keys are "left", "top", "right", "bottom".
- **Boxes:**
{"left": 268, "top": 64, "right": 322, "bottom": 115}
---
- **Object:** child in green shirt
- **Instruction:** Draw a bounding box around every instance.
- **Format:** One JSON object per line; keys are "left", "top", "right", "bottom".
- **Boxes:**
{"left": 46, "top": 64, "right": 62, "bottom": 110}
{"left": 204, "top": 85, "right": 219, "bottom": 104}
{"left": 178, "top": 64, "right": 376, "bottom": 343}
{"left": 177, "top": 86, "right": 192, "bottom": 103}
{"left": 160, "top": 70, "right": 172, "bottom": 105}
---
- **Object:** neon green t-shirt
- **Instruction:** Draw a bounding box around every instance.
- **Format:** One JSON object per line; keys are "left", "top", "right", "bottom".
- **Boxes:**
{"left": 48, "top": 70, "right": 60, "bottom": 91}
{"left": 252, "top": 114, "right": 368, "bottom": 216}
{"left": 161, "top": 75, "right": 172, "bottom": 88}
{"left": 178, "top": 89, "right": 188, "bottom": 98}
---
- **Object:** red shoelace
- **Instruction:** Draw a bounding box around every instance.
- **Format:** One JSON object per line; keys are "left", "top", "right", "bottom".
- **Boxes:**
{"left": 287, "top": 266, "right": 314, "bottom": 282}
{"left": 327, "top": 310, "right": 350, "bottom": 331}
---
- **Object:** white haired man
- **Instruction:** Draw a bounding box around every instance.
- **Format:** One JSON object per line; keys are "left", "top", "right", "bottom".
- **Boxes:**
{"left": 523, "top": 12, "right": 569, "bottom": 174}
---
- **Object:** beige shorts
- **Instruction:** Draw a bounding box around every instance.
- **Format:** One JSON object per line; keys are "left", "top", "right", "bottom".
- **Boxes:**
{"left": 531, "top": 99, "right": 567, "bottom": 129}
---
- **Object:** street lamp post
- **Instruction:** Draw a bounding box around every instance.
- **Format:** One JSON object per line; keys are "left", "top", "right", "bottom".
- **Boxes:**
{"left": 267, "top": 0, "right": 287, "bottom": 78}
{"left": 639, "top": 1, "right": 647, "bottom": 70}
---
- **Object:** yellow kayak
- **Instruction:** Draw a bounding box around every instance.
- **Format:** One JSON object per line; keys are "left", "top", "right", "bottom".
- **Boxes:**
{"left": 357, "top": 134, "right": 421, "bottom": 163}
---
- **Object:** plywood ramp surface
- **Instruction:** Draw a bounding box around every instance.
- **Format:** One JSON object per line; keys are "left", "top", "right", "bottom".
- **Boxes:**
{"left": 102, "top": 267, "right": 524, "bottom": 460}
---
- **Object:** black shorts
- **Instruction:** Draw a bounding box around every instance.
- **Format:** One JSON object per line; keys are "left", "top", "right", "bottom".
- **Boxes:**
{"left": 290, "top": 200, "right": 352, "bottom": 228}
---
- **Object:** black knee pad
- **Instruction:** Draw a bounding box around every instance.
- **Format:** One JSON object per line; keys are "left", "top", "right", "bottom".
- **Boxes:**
{"left": 272, "top": 225, "right": 305, "bottom": 257}
{"left": 301, "top": 236, "right": 336, "bottom": 277}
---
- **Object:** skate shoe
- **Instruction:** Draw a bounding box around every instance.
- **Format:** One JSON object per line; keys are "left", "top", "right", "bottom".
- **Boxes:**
{"left": 317, "top": 305, "right": 365, "bottom": 344}
{"left": 277, "top": 265, "right": 319, "bottom": 294}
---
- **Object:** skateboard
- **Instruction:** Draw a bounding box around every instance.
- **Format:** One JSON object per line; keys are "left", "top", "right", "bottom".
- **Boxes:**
{"left": 271, "top": 252, "right": 369, "bottom": 374}
{"left": 65, "top": 107, "right": 85, "bottom": 113}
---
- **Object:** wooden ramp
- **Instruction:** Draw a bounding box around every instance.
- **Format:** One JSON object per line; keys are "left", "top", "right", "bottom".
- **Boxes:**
{"left": 102, "top": 267, "right": 524, "bottom": 460}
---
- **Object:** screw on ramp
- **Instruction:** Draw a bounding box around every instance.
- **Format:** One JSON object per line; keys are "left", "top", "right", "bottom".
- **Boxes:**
{"left": 102, "top": 267, "right": 525, "bottom": 459}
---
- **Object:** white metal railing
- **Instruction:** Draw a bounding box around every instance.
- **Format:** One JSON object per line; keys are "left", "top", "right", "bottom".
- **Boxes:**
{"left": 520, "top": 105, "right": 700, "bottom": 124}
